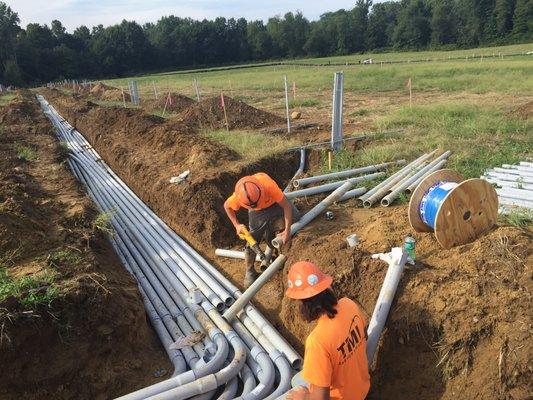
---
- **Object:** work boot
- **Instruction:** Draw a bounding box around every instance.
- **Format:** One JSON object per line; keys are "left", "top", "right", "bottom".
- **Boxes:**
{"left": 243, "top": 267, "right": 259, "bottom": 288}
{"left": 244, "top": 248, "right": 259, "bottom": 288}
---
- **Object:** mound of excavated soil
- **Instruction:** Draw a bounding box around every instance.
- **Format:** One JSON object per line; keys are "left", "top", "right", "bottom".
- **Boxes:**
{"left": 176, "top": 95, "right": 285, "bottom": 130}
{"left": 144, "top": 93, "right": 196, "bottom": 114}
{"left": 88, "top": 82, "right": 130, "bottom": 102}
{"left": 511, "top": 100, "right": 533, "bottom": 120}
{"left": 0, "top": 92, "right": 170, "bottom": 399}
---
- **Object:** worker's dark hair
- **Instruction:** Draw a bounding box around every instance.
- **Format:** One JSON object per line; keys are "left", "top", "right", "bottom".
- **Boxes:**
{"left": 300, "top": 289, "right": 338, "bottom": 322}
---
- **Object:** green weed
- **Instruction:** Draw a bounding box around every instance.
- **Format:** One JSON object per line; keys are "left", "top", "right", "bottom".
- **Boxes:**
{"left": 46, "top": 249, "right": 83, "bottom": 268}
{"left": 349, "top": 108, "right": 370, "bottom": 117}
{"left": 288, "top": 98, "right": 320, "bottom": 108}
{"left": 0, "top": 269, "right": 59, "bottom": 310}
{"left": 15, "top": 144, "right": 37, "bottom": 161}
{"left": 202, "top": 129, "right": 298, "bottom": 161}
{"left": 499, "top": 208, "right": 533, "bottom": 229}
{"left": 93, "top": 211, "right": 115, "bottom": 236}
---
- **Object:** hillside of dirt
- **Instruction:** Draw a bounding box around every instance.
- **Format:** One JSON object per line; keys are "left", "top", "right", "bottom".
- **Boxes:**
{"left": 143, "top": 92, "right": 196, "bottom": 114}
{"left": 88, "top": 82, "right": 130, "bottom": 102}
{"left": 176, "top": 95, "right": 285, "bottom": 130}
{"left": 40, "top": 89, "right": 532, "bottom": 400}
{"left": 0, "top": 92, "right": 171, "bottom": 399}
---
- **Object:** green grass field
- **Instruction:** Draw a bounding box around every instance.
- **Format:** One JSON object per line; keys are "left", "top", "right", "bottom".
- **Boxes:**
{"left": 103, "top": 43, "right": 532, "bottom": 179}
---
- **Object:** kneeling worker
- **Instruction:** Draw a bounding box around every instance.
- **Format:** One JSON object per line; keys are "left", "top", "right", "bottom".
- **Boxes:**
{"left": 224, "top": 172, "right": 300, "bottom": 287}
{"left": 286, "top": 261, "right": 370, "bottom": 400}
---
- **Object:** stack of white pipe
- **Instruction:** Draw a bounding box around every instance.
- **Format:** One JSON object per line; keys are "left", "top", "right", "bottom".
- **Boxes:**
{"left": 37, "top": 95, "right": 300, "bottom": 400}
{"left": 483, "top": 161, "right": 533, "bottom": 211}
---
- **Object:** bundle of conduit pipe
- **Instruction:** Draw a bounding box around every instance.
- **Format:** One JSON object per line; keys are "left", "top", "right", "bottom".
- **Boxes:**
{"left": 482, "top": 161, "right": 533, "bottom": 211}
{"left": 37, "top": 95, "right": 302, "bottom": 400}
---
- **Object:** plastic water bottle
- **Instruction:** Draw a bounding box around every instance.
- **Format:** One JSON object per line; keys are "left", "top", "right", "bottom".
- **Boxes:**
{"left": 404, "top": 235, "right": 416, "bottom": 262}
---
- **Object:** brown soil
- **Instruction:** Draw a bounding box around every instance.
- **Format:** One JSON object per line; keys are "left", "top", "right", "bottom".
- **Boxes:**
{"left": 143, "top": 93, "right": 196, "bottom": 114}
{"left": 40, "top": 89, "right": 532, "bottom": 400}
{"left": 0, "top": 92, "right": 171, "bottom": 399}
{"left": 175, "top": 95, "right": 286, "bottom": 130}
{"left": 88, "top": 82, "right": 130, "bottom": 102}
{"left": 511, "top": 100, "right": 533, "bottom": 119}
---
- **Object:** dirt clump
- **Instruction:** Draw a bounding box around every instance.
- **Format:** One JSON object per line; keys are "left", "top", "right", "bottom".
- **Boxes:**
{"left": 144, "top": 92, "right": 196, "bottom": 114}
{"left": 88, "top": 82, "right": 130, "bottom": 102}
{"left": 0, "top": 92, "right": 170, "bottom": 399}
{"left": 176, "top": 95, "right": 285, "bottom": 130}
{"left": 511, "top": 100, "right": 533, "bottom": 119}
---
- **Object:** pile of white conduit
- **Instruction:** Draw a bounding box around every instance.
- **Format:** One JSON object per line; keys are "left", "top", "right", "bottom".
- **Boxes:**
{"left": 37, "top": 95, "right": 301, "bottom": 400}
{"left": 483, "top": 161, "right": 533, "bottom": 211}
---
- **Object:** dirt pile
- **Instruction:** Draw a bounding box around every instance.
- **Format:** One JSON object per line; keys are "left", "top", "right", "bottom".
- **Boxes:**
{"left": 89, "top": 82, "right": 130, "bottom": 102}
{"left": 42, "top": 90, "right": 297, "bottom": 250}
{"left": 0, "top": 92, "right": 170, "bottom": 399}
{"left": 144, "top": 93, "right": 196, "bottom": 114}
{"left": 176, "top": 95, "right": 285, "bottom": 130}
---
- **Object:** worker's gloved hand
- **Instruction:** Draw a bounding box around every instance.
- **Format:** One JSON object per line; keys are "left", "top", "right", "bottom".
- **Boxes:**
{"left": 286, "top": 386, "right": 309, "bottom": 400}
{"left": 236, "top": 224, "right": 247, "bottom": 236}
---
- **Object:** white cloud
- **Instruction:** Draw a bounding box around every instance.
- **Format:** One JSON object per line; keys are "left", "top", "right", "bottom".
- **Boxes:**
{"left": 3, "top": 0, "right": 370, "bottom": 31}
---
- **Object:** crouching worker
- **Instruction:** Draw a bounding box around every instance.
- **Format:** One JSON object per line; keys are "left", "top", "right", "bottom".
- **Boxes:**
{"left": 286, "top": 261, "right": 370, "bottom": 400}
{"left": 224, "top": 172, "right": 300, "bottom": 287}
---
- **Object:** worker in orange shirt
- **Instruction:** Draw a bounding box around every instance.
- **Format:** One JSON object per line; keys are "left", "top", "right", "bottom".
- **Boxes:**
{"left": 285, "top": 261, "right": 370, "bottom": 400}
{"left": 224, "top": 172, "right": 300, "bottom": 287}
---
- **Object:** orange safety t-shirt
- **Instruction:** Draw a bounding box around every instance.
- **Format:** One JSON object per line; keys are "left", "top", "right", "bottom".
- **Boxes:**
{"left": 226, "top": 172, "right": 284, "bottom": 211}
{"left": 302, "top": 297, "right": 370, "bottom": 400}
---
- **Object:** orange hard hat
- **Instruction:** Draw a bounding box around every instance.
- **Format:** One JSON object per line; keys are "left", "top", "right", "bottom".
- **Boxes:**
{"left": 285, "top": 261, "right": 333, "bottom": 300}
{"left": 235, "top": 176, "right": 263, "bottom": 209}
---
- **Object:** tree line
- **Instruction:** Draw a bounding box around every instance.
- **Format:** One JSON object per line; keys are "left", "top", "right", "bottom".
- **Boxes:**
{"left": 0, "top": 0, "right": 531, "bottom": 86}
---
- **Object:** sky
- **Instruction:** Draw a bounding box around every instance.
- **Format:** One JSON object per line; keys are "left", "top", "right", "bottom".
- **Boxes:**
{"left": 4, "top": 0, "right": 377, "bottom": 32}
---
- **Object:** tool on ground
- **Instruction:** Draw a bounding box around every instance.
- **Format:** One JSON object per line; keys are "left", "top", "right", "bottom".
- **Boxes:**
{"left": 325, "top": 211, "right": 334, "bottom": 221}
{"left": 408, "top": 169, "right": 498, "bottom": 249}
{"left": 238, "top": 226, "right": 265, "bottom": 261}
{"left": 169, "top": 170, "right": 190, "bottom": 184}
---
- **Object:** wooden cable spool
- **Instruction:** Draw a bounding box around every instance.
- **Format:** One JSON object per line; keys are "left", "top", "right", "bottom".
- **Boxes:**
{"left": 408, "top": 169, "right": 498, "bottom": 249}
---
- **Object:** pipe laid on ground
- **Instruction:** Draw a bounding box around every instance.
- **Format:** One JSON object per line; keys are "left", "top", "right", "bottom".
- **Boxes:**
{"left": 224, "top": 255, "right": 287, "bottom": 322}
{"left": 387, "top": 161, "right": 427, "bottom": 192}
{"left": 493, "top": 167, "right": 533, "bottom": 177}
{"left": 284, "top": 148, "right": 306, "bottom": 192}
{"left": 496, "top": 187, "right": 533, "bottom": 202}
{"left": 272, "top": 181, "right": 354, "bottom": 248}
{"left": 215, "top": 249, "right": 261, "bottom": 261}
{"left": 381, "top": 158, "right": 449, "bottom": 206}
{"left": 483, "top": 177, "right": 533, "bottom": 190}
{"left": 292, "top": 160, "right": 406, "bottom": 188}
{"left": 361, "top": 151, "right": 437, "bottom": 207}
{"left": 366, "top": 248, "right": 409, "bottom": 364}
{"left": 285, "top": 172, "right": 384, "bottom": 200}
{"left": 337, "top": 187, "right": 368, "bottom": 202}
{"left": 497, "top": 196, "right": 533, "bottom": 209}
{"left": 485, "top": 171, "right": 533, "bottom": 185}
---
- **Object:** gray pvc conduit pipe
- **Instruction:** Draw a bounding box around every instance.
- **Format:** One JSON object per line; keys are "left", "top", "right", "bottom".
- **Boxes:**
{"left": 405, "top": 158, "right": 449, "bottom": 193}
{"left": 358, "top": 150, "right": 437, "bottom": 204}
{"left": 218, "top": 376, "right": 239, "bottom": 399}
{"left": 285, "top": 172, "right": 384, "bottom": 199}
{"left": 292, "top": 160, "right": 406, "bottom": 188}
{"left": 362, "top": 151, "right": 437, "bottom": 207}
{"left": 224, "top": 255, "right": 287, "bottom": 322}
{"left": 485, "top": 171, "right": 533, "bottom": 184}
{"left": 337, "top": 187, "right": 367, "bottom": 202}
{"left": 284, "top": 148, "right": 306, "bottom": 193}
{"left": 272, "top": 181, "right": 354, "bottom": 248}
{"left": 381, "top": 157, "right": 450, "bottom": 206}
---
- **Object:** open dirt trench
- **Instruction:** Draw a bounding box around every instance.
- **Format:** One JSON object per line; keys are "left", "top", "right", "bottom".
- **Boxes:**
{"left": 0, "top": 92, "right": 171, "bottom": 399}
{"left": 43, "top": 90, "right": 532, "bottom": 400}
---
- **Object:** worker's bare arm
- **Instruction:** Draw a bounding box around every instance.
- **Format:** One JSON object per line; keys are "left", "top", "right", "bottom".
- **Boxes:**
{"left": 223, "top": 200, "right": 245, "bottom": 234}
{"left": 286, "top": 385, "right": 329, "bottom": 400}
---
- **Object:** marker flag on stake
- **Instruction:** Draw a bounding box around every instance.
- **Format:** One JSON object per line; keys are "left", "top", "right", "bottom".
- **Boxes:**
{"left": 220, "top": 92, "right": 225, "bottom": 109}
{"left": 221, "top": 92, "right": 229, "bottom": 131}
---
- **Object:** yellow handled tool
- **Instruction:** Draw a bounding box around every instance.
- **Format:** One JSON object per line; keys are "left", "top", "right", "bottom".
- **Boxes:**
{"left": 238, "top": 227, "right": 265, "bottom": 261}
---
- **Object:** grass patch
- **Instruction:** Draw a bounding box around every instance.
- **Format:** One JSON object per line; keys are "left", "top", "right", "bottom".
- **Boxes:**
{"left": 14, "top": 144, "right": 37, "bottom": 161}
{"left": 0, "top": 93, "right": 16, "bottom": 106}
{"left": 93, "top": 211, "right": 115, "bottom": 236}
{"left": 202, "top": 129, "right": 298, "bottom": 161}
{"left": 45, "top": 249, "right": 83, "bottom": 268}
{"left": 0, "top": 269, "right": 59, "bottom": 310}
{"left": 93, "top": 100, "right": 139, "bottom": 109}
{"left": 499, "top": 208, "right": 533, "bottom": 228}
{"left": 289, "top": 98, "right": 320, "bottom": 108}
{"left": 374, "top": 101, "right": 532, "bottom": 178}
{"left": 349, "top": 108, "right": 370, "bottom": 117}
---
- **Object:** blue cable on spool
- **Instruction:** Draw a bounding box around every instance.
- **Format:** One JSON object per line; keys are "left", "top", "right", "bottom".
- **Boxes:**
{"left": 419, "top": 182, "right": 458, "bottom": 229}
